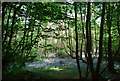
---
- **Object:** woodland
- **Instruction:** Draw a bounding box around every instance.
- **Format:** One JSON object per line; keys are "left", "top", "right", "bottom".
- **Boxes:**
{"left": 2, "top": 2, "right": 120, "bottom": 81}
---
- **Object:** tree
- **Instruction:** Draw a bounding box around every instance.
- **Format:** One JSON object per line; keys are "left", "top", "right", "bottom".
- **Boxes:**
{"left": 85, "top": 2, "right": 95, "bottom": 79}
{"left": 95, "top": 2, "right": 106, "bottom": 78}
{"left": 107, "top": 3, "right": 116, "bottom": 73}
{"left": 74, "top": 2, "right": 82, "bottom": 79}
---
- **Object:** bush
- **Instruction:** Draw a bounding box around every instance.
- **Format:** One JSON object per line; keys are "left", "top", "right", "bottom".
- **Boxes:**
{"left": 56, "top": 50, "right": 69, "bottom": 58}
{"left": 34, "top": 54, "right": 45, "bottom": 61}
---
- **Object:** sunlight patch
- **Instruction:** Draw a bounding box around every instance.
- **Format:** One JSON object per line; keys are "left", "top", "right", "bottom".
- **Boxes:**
{"left": 28, "top": 65, "right": 36, "bottom": 66}
{"left": 50, "top": 67, "right": 63, "bottom": 71}
{"left": 44, "top": 59, "right": 55, "bottom": 63}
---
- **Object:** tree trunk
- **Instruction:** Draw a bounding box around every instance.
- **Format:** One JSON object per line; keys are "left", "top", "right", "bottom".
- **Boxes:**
{"left": 74, "top": 2, "right": 82, "bottom": 79}
{"left": 95, "top": 2, "right": 106, "bottom": 78}
{"left": 68, "top": 21, "right": 73, "bottom": 57}
{"left": 8, "top": 4, "right": 22, "bottom": 46}
{"left": 3, "top": 8, "right": 12, "bottom": 46}
{"left": 107, "top": 3, "right": 116, "bottom": 73}
{"left": 80, "top": 3, "right": 85, "bottom": 59}
{"left": 2, "top": 3, "right": 6, "bottom": 39}
{"left": 86, "top": 2, "right": 95, "bottom": 79}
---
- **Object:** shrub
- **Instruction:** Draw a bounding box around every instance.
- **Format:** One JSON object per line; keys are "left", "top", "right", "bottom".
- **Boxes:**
{"left": 56, "top": 50, "right": 69, "bottom": 58}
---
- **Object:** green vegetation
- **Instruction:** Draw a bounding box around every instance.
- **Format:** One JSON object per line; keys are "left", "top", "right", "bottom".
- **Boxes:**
{"left": 2, "top": 2, "right": 120, "bottom": 81}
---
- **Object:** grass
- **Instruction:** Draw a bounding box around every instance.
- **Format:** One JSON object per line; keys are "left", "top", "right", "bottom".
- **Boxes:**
{"left": 23, "top": 58, "right": 80, "bottom": 79}
{"left": 24, "top": 64, "right": 79, "bottom": 79}
{"left": 3, "top": 57, "right": 120, "bottom": 80}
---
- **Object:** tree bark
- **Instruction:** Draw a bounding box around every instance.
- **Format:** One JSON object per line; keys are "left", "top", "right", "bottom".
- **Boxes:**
{"left": 107, "top": 3, "right": 116, "bottom": 73}
{"left": 95, "top": 2, "right": 106, "bottom": 78}
{"left": 2, "top": 3, "right": 6, "bottom": 39}
{"left": 80, "top": 3, "right": 85, "bottom": 59}
{"left": 74, "top": 2, "right": 82, "bottom": 80}
{"left": 86, "top": 2, "right": 95, "bottom": 79}
{"left": 3, "top": 8, "right": 12, "bottom": 46}
{"left": 8, "top": 4, "right": 22, "bottom": 46}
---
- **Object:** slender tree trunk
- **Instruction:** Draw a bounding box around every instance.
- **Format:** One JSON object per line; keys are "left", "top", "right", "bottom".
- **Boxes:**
{"left": 8, "top": 4, "right": 22, "bottom": 46}
{"left": 26, "top": 24, "right": 40, "bottom": 57}
{"left": 68, "top": 21, "right": 73, "bottom": 57}
{"left": 74, "top": 2, "right": 82, "bottom": 80}
{"left": 93, "top": 3, "right": 98, "bottom": 57}
{"left": 21, "top": 17, "right": 27, "bottom": 57}
{"left": 107, "top": 3, "right": 116, "bottom": 73}
{"left": 2, "top": 3, "right": 6, "bottom": 39}
{"left": 8, "top": 8, "right": 17, "bottom": 46}
{"left": 104, "top": 28, "right": 108, "bottom": 58}
{"left": 13, "top": 17, "right": 27, "bottom": 55}
{"left": 86, "top": 2, "right": 95, "bottom": 79}
{"left": 95, "top": 2, "right": 106, "bottom": 78}
{"left": 80, "top": 3, "right": 85, "bottom": 59}
{"left": 94, "top": 20, "right": 98, "bottom": 57}
{"left": 31, "top": 19, "right": 35, "bottom": 44}
{"left": 45, "top": 38, "right": 47, "bottom": 57}
{"left": 3, "top": 8, "right": 12, "bottom": 45}
{"left": 116, "top": 2, "right": 120, "bottom": 58}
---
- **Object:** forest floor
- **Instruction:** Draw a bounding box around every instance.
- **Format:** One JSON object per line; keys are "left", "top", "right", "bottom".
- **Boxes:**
{"left": 4, "top": 58, "right": 120, "bottom": 80}
{"left": 23, "top": 58, "right": 120, "bottom": 80}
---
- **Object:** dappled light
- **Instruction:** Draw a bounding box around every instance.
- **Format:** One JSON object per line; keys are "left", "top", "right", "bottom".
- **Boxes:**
{"left": 50, "top": 67, "right": 63, "bottom": 71}
{"left": 2, "top": 2, "right": 120, "bottom": 81}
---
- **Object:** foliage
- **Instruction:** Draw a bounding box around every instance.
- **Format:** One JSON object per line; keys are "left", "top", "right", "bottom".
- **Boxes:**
{"left": 56, "top": 50, "right": 69, "bottom": 58}
{"left": 2, "top": 2, "right": 120, "bottom": 80}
